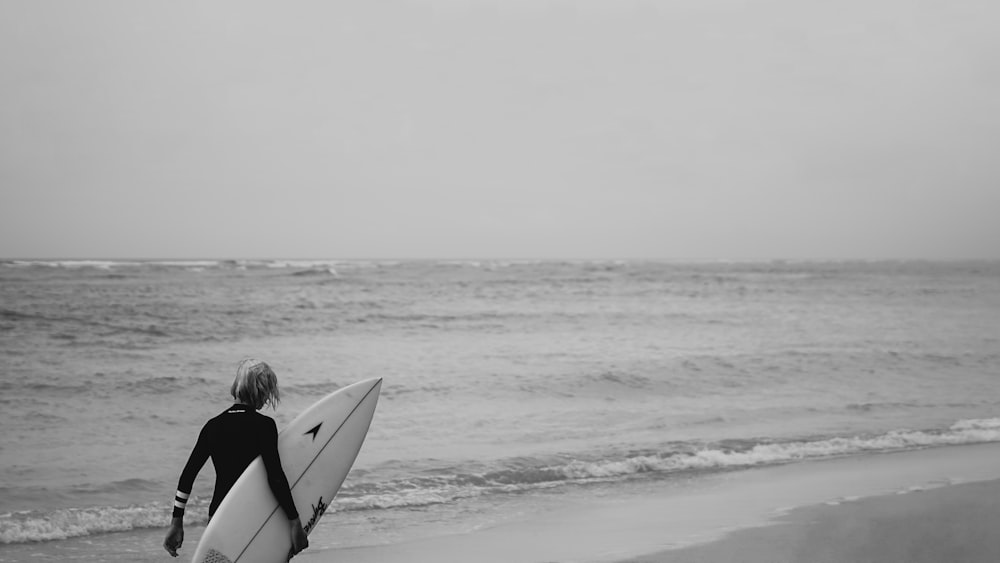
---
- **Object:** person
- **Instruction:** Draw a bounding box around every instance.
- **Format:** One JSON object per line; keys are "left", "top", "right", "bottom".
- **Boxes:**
{"left": 163, "top": 358, "right": 309, "bottom": 559}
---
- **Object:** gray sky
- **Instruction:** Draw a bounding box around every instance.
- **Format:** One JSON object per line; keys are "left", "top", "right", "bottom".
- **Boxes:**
{"left": 2, "top": 0, "right": 998, "bottom": 260}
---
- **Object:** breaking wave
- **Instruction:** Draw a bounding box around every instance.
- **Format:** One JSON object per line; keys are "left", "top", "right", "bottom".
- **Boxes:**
{"left": 6, "top": 418, "right": 1000, "bottom": 544}
{"left": 0, "top": 498, "right": 207, "bottom": 544}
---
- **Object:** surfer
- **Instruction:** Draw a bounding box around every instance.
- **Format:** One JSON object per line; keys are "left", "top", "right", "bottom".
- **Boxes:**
{"left": 163, "top": 358, "right": 310, "bottom": 559}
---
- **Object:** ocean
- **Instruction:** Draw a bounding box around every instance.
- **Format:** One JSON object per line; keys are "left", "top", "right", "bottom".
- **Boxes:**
{"left": 1, "top": 259, "right": 999, "bottom": 561}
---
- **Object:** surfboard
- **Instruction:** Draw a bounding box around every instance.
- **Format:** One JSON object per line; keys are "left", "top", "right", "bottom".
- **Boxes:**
{"left": 190, "top": 377, "right": 382, "bottom": 563}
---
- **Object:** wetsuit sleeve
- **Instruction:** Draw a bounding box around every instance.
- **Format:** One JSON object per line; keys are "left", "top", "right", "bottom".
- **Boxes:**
{"left": 260, "top": 418, "right": 299, "bottom": 520}
{"left": 173, "top": 423, "right": 212, "bottom": 518}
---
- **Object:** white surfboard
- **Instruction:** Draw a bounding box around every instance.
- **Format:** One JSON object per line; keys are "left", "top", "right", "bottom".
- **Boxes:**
{"left": 191, "top": 378, "right": 382, "bottom": 563}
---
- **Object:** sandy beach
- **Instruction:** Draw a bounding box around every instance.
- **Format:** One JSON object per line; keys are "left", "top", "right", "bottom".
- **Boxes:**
{"left": 294, "top": 443, "right": 1000, "bottom": 563}
{"left": 3, "top": 441, "right": 999, "bottom": 562}
{"left": 627, "top": 477, "right": 1000, "bottom": 563}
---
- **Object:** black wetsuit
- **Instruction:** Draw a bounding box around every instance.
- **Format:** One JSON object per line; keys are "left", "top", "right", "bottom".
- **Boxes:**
{"left": 174, "top": 404, "right": 299, "bottom": 520}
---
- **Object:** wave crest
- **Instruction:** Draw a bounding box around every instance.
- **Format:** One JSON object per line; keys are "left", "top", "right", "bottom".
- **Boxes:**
{"left": 334, "top": 417, "right": 1000, "bottom": 510}
{"left": 6, "top": 418, "right": 1000, "bottom": 545}
{"left": 0, "top": 499, "right": 207, "bottom": 544}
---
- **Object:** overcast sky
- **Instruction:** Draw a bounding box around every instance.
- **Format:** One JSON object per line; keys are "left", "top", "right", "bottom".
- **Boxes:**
{"left": 2, "top": 1, "right": 998, "bottom": 260}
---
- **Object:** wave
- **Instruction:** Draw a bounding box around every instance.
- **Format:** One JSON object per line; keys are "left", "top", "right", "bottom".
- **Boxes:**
{"left": 1, "top": 380, "right": 96, "bottom": 396}
{"left": 346, "top": 310, "right": 537, "bottom": 329}
{"left": 0, "top": 260, "right": 409, "bottom": 278}
{"left": 334, "top": 418, "right": 1000, "bottom": 511}
{"left": 4, "top": 259, "right": 996, "bottom": 274}
{"left": 846, "top": 401, "right": 923, "bottom": 412}
{"left": 68, "top": 478, "right": 163, "bottom": 496}
{"left": 0, "top": 499, "right": 207, "bottom": 544}
{"left": 0, "top": 308, "right": 170, "bottom": 338}
{"left": 284, "top": 381, "right": 346, "bottom": 397}
{"left": 5, "top": 418, "right": 1000, "bottom": 545}
{"left": 120, "top": 375, "right": 211, "bottom": 395}
{"left": 2, "top": 375, "right": 211, "bottom": 398}
{"left": 290, "top": 267, "right": 340, "bottom": 278}
{"left": 0, "top": 259, "right": 625, "bottom": 276}
{"left": 1, "top": 260, "right": 124, "bottom": 270}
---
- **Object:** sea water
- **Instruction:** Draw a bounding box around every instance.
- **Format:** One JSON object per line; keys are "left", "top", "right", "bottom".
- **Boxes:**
{"left": 1, "top": 259, "right": 999, "bottom": 559}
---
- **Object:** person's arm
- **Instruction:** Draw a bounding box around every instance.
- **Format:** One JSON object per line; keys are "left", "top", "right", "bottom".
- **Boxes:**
{"left": 259, "top": 418, "right": 308, "bottom": 556}
{"left": 164, "top": 424, "right": 211, "bottom": 557}
{"left": 259, "top": 418, "right": 299, "bottom": 519}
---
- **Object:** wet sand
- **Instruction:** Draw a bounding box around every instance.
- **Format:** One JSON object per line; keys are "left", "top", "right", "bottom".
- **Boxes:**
{"left": 7, "top": 445, "right": 998, "bottom": 561}
{"left": 296, "top": 443, "right": 1000, "bottom": 563}
{"left": 624, "top": 478, "right": 1000, "bottom": 563}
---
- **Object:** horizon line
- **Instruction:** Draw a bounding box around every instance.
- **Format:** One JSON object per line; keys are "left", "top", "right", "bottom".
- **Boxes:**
{"left": 3, "top": 256, "right": 998, "bottom": 263}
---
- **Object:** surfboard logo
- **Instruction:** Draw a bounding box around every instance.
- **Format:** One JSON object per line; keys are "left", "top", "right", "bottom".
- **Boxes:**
{"left": 302, "top": 496, "right": 328, "bottom": 535}
{"left": 201, "top": 548, "right": 233, "bottom": 563}
{"left": 304, "top": 423, "right": 322, "bottom": 442}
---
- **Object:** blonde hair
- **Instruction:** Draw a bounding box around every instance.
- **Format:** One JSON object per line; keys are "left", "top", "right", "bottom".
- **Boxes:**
{"left": 231, "top": 358, "right": 280, "bottom": 410}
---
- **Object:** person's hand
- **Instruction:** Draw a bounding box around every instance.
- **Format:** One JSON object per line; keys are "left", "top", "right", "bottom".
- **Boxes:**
{"left": 288, "top": 518, "right": 309, "bottom": 559}
{"left": 163, "top": 519, "right": 184, "bottom": 557}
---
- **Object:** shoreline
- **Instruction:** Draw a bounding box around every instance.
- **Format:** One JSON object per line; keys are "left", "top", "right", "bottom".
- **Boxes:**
{"left": 625, "top": 477, "right": 1000, "bottom": 563}
{"left": 296, "top": 443, "right": 1000, "bottom": 563}
{"left": 4, "top": 444, "right": 1000, "bottom": 562}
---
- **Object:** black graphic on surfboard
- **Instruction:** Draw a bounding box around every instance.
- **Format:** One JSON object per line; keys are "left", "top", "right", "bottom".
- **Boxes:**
{"left": 305, "top": 423, "right": 322, "bottom": 442}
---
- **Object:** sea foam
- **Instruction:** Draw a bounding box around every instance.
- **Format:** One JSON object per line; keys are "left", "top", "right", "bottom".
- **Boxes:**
{"left": 3, "top": 419, "right": 1000, "bottom": 544}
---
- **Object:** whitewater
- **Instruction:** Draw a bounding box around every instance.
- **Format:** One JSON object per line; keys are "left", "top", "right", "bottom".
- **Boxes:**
{"left": 2, "top": 259, "right": 999, "bottom": 557}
